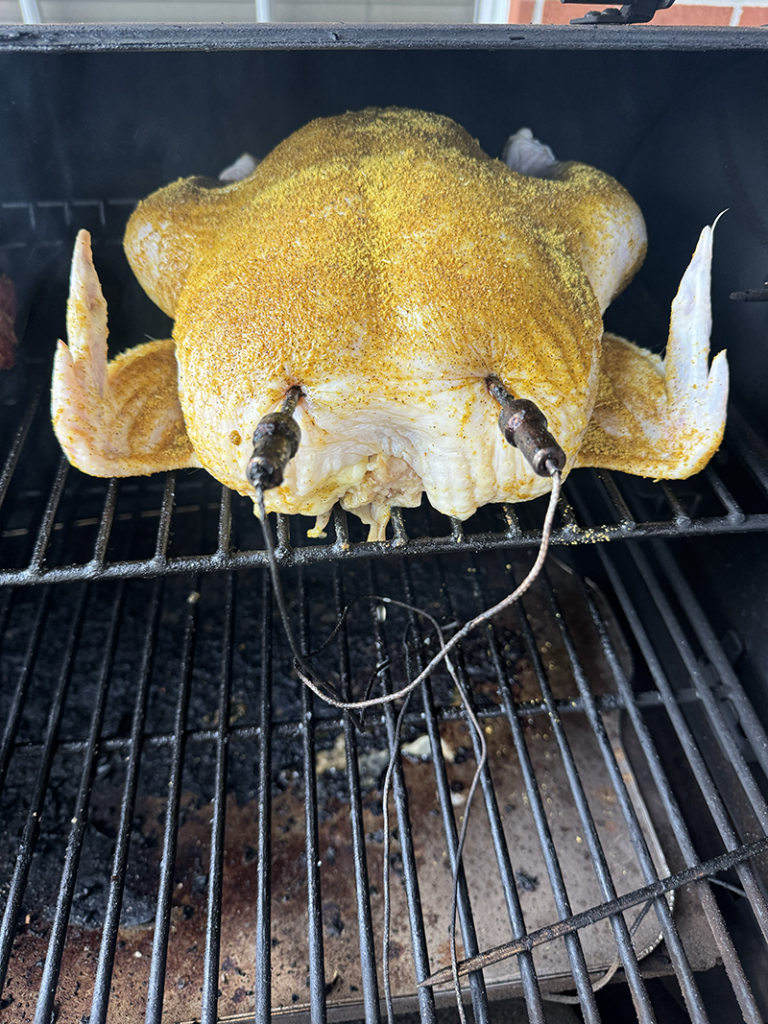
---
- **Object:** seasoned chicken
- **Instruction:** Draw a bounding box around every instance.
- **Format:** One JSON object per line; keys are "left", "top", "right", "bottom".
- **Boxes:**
{"left": 52, "top": 108, "right": 727, "bottom": 539}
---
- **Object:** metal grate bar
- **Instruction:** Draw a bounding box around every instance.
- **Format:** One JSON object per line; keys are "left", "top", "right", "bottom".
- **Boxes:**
{"left": 398, "top": 559, "right": 491, "bottom": 1024}
{"left": 91, "top": 478, "right": 118, "bottom": 568}
{"left": 28, "top": 456, "right": 69, "bottom": 574}
{"left": 276, "top": 513, "right": 292, "bottom": 552}
{"left": 145, "top": 580, "right": 199, "bottom": 1024}
{"left": 0, "top": 387, "right": 41, "bottom": 516}
{"left": 652, "top": 540, "right": 768, "bottom": 782}
{"left": 334, "top": 565, "right": 381, "bottom": 1022}
{"left": 254, "top": 571, "right": 273, "bottom": 1024}
{"left": 152, "top": 473, "right": 176, "bottom": 566}
{"left": 657, "top": 481, "right": 691, "bottom": 527}
{"left": 0, "top": 586, "right": 50, "bottom": 789}
{"left": 450, "top": 517, "right": 465, "bottom": 544}
{"left": 539, "top": 567, "right": 709, "bottom": 1023}
{"left": 434, "top": 560, "right": 549, "bottom": 1024}
{"left": 627, "top": 542, "right": 768, "bottom": 836}
{"left": 4, "top": 510, "right": 768, "bottom": 588}
{"left": 506, "top": 562, "right": 656, "bottom": 1023}
{"left": 0, "top": 584, "right": 87, "bottom": 996}
{"left": 460, "top": 698, "right": 549, "bottom": 1022}
{"left": 332, "top": 505, "right": 350, "bottom": 553}
{"left": 90, "top": 579, "right": 164, "bottom": 1024}
{"left": 216, "top": 484, "right": 232, "bottom": 560}
{"left": 33, "top": 580, "right": 126, "bottom": 1024}
{"left": 594, "top": 545, "right": 768, "bottom": 944}
{"left": 468, "top": 567, "right": 603, "bottom": 1023}
{"left": 502, "top": 502, "right": 522, "bottom": 538}
{"left": 556, "top": 488, "right": 580, "bottom": 538}
{"left": 298, "top": 569, "right": 328, "bottom": 1023}
{"left": 201, "top": 572, "right": 235, "bottom": 1024}
{"left": 575, "top": 565, "right": 763, "bottom": 1024}
{"left": 593, "top": 469, "right": 636, "bottom": 532}
{"left": 367, "top": 562, "right": 437, "bottom": 1023}
{"left": 703, "top": 465, "right": 745, "bottom": 523}
{"left": 435, "top": 838, "right": 768, "bottom": 981}
{"left": 0, "top": 199, "right": 35, "bottom": 233}
{"left": 389, "top": 506, "right": 409, "bottom": 547}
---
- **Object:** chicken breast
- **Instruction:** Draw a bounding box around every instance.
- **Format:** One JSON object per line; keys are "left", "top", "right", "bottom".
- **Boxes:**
{"left": 52, "top": 108, "right": 727, "bottom": 539}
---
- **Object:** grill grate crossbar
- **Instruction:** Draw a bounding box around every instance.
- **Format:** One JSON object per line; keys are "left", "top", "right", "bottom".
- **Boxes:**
{"left": 703, "top": 465, "right": 746, "bottom": 523}
{"left": 28, "top": 456, "right": 69, "bottom": 576}
{"left": 429, "top": 837, "right": 768, "bottom": 982}
{"left": 153, "top": 473, "right": 176, "bottom": 567}
{"left": 0, "top": 384, "right": 41, "bottom": 519}
{"left": 3, "top": 685, "right": 733, "bottom": 761}
{"left": 594, "top": 469, "right": 637, "bottom": 532}
{"left": 91, "top": 477, "right": 119, "bottom": 569}
{"left": 216, "top": 484, "right": 232, "bottom": 560}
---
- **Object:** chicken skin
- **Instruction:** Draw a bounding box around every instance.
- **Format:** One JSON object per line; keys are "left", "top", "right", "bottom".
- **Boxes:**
{"left": 52, "top": 108, "right": 728, "bottom": 540}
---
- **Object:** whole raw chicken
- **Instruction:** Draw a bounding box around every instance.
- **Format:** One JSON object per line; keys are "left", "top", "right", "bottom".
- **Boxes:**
{"left": 52, "top": 108, "right": 727, "bottom": 540}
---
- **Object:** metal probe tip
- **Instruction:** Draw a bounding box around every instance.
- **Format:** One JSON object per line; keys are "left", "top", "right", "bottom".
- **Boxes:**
{"left": 246, "top": 388, "right": 302, "bottom": 492}
{"left": 487, "top": 378, "right": 566, "bottom": 478}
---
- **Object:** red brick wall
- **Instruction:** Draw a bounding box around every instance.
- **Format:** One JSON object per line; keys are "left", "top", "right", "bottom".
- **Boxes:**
{"left": 507, "top": 0, "right": 768, "bottom": 25}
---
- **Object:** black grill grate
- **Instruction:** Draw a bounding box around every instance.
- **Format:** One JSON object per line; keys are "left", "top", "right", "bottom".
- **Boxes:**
{"left": 3, "top": 538, "right": 768, "bottom": 1022}
{"left": 2, "top": 198, "right": 768, "bottom": 1023}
